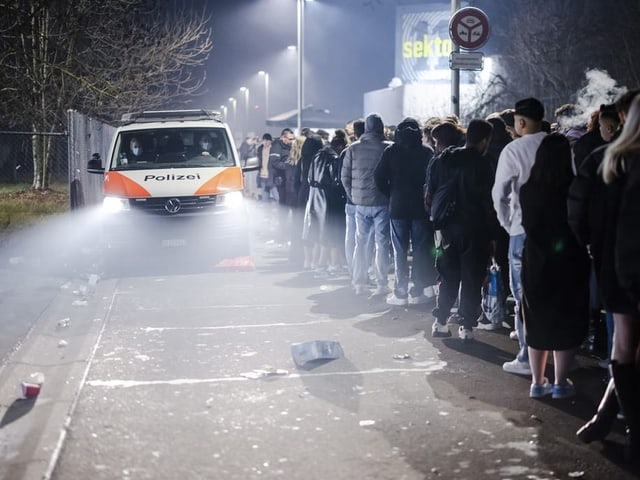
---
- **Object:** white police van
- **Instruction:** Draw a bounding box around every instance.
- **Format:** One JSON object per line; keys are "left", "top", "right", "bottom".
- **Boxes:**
{"left": 88, "top": 109, "right": 257, "bottom": 262}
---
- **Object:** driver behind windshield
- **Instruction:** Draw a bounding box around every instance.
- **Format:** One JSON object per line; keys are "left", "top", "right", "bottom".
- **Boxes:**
{"left": 196, "top": 133, "right": 226, "bottom": 163}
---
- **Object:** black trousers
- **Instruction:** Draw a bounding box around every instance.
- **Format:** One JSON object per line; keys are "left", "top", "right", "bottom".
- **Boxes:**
{"left": 434, "top": 224, "right": 489, "bottom": 330}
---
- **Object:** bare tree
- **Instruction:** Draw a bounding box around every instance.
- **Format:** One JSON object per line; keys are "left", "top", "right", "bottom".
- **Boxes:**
{"left": 0, "top": 0, "right": 212, "bottom": 189}
{"left": 480, "top": 0, "right": 640, "bottom": 115}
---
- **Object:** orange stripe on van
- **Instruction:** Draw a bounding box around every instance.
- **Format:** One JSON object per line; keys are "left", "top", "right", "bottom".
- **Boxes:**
{"left": 195, "top": 167, "right": 244, "bottom": 195}
{"left": 103, "top": 172, "right": 152, "bottom": 197}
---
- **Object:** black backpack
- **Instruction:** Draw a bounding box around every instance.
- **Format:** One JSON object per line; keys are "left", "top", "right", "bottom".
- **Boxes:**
{"left": 429, "top": 149, "right": 462, "bottom": 229}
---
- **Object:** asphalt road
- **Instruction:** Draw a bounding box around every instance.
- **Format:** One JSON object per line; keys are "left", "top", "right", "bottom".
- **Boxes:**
{"left": 0, "top": 199, "right": 638, "bottom": 480}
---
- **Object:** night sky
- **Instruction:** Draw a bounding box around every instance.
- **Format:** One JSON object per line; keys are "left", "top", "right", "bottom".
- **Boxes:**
{"left": 202, "top": 0, "right": 507, "bottom": 134}
{"left": 205, "top": 0, "right": 399, "bottom": 133}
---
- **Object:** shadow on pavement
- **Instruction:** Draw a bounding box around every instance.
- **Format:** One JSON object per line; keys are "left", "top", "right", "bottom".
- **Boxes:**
{"left": 291, "top": 357, "right": 363, "bottom": 413}
{"left": 0, "top": 398, "right": 36, "bottom": 428}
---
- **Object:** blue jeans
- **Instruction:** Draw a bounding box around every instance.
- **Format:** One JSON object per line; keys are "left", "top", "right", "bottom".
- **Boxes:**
{"left": 262, "top": 185, "right": 279, "bottom": 203}
{"left": 390, "top": 218, "right": 429, "bottom": 297}
{"left": 353, "top": 205, "right": 390, "bottom": 288}
{"left": 509, "top": 233, "right": 528, "bottom": 363}
{"left": 345, "top": 203, "right": 357, "bottom": 274}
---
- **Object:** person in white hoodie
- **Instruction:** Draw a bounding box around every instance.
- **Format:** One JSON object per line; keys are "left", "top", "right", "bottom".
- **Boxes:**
{"left": 492, "top": 97, "right": 547, "bottom": 376}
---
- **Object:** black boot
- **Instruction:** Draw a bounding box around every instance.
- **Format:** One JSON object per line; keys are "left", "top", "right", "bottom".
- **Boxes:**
{"left": 610, "top": 361, "right": 639, "bottom": 464}
{"left": 576, "top": 377, "right": 619, "bottom": 443}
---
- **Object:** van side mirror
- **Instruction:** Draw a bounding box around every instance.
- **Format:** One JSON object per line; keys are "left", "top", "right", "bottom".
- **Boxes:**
{"left": 242, "top": 155, "right": 260, "bottom": 172}
{"left": 87, "top": 153, "right": 104, "bottom": 173}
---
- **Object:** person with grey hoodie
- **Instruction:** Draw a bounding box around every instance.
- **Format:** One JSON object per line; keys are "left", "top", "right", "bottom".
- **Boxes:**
{"left": 341, "top": 113, "right": 392, "bottom": 296}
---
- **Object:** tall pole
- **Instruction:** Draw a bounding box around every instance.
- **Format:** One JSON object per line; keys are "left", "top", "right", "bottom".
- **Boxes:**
{"left": 451, "top": 0, "right": 460, "bottom": 118}
{"left": 297, "top": 0, "right": 304, "bottom": 134}
{"left": 264, "top": 72, "right": 270, "bottom": 121}
{"left": 228, "top": 97, "right": 237, "bottom": 140}
{"left": 240, "top": 87, "right": 250, "bottom": 138}
{"left": 259, "top": 71, "right": 269, "bottom": 128}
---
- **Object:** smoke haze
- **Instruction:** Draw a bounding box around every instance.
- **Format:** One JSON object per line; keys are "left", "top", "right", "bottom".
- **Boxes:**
{"left": 563, "top": 69, "right": 628, "bottom": 128}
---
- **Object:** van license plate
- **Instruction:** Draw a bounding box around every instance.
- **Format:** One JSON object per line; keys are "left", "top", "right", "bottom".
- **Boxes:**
{"left": 162, "top": 239, "right": 187, "bottom": 247}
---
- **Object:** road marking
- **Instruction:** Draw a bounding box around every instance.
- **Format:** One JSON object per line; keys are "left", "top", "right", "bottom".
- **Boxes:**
{"left": 86, "top": 365, "right": 447, "bottom": 389}
{"left": 143, "top": 319, "right": 332, "bottom": 332}
{"left": 136, "top": 303, "right": 311, "bottom": 311}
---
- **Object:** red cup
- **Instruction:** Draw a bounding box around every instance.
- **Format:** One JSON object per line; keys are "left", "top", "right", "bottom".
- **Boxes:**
{"left": 21, "top": 382, "right": 41, "bottom": 398}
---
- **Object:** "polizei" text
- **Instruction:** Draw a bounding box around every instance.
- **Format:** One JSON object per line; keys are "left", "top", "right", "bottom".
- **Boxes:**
{"left": 144, "top": 174, "right": 201, "bottom": 181}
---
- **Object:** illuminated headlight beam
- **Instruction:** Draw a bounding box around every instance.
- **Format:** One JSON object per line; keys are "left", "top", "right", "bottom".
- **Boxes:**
{"left": 217, "top": 191, "right": 244, "bottom": 209}
{"left": 102, "top": 196, "right": 130, "bottom": 214}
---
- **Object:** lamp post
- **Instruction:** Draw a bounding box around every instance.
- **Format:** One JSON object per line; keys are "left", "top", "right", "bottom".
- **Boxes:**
{"left": 228, "top": 97, "right": 237, "bottom": 140}
{"left": 258, "top": 70, "right": 269, "bottom": 125}
{"left": 228, "top": 97, "right": 237, "bottom": 125}
{"left": 219, "top": 105, "right": 228, "bottom": 122}
{"left": 296, "top": 0, "right": 304, "bottom": 134}
{"left": 239, "top": 86, "right": 250, "bottom": 138}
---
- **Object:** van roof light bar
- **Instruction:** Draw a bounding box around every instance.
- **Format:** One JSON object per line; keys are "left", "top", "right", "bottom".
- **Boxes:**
{"left": 120, "top": 109, "right": 223, "bottom": 125}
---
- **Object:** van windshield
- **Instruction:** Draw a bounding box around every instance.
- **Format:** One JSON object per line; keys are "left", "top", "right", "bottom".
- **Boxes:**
{"left": 110, "top": 127, "right": 235, "bottom": 170}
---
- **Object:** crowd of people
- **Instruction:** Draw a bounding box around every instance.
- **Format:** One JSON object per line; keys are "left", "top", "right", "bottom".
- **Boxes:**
{"left": 241, "top": 91, "right": 640, "bottom": 467}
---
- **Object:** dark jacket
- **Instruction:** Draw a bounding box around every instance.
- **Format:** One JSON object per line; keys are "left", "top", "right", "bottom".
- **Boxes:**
{"left": 374, "top": 119, "right": 432, "bottom": 220}
{"left": 269, "top": 138, "right": 291, "bottom": 185}
{"left": 572, "top": 129, "right": 605, "bottom": 172}
{"left": 341, "top": 114, "right": 391, "bottom": 207}
{"left": 303, "top": 145, "right": 343, "bottom": 242}
{"left": 615, "top": 152, "right": 640, "bottom": 305}
{"left": 295, "top": 135, "right": 323, "bottom": 208}
{"left": 268, "top": 138, "right": 292, "bottom": 206}
{"left": 567, "top": 137, "right": 635, "bottom": 313}
{"left": 521, "top": 180, "right": 590, "bottom": 350}
{"left": 425, "top": 146, "right": 496, "bottom": 232}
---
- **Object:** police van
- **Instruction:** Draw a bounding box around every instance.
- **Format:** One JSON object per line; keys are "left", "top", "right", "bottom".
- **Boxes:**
{"left": 88, "top": 109, "right": 257, "bottom": 260}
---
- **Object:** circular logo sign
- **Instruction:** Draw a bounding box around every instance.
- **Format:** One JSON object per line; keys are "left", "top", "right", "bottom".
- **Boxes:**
{"left": 449, "top": 7, "right": 490, "bottom": 50}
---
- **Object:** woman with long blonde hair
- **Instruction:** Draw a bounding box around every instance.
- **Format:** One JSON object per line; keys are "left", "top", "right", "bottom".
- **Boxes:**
{"left": 600, "top": 92, "right": 640, "bottom": 464}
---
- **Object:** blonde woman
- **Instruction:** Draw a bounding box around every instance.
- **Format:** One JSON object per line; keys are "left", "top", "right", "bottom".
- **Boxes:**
{"left": 285, "top": 135, "right": 308, "bottom": 264}
{"left": 600, "top": 91, "right": 640, "bottom": 464}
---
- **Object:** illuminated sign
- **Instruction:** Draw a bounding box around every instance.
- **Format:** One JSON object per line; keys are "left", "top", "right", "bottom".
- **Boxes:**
{"left": 396, "top": 3, "right": 453, "bottom": 83}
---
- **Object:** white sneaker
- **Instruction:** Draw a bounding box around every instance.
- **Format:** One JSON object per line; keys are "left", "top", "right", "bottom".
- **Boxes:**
{"left": 458, "top": 326, "right": 474, "bottom": 341}
{"left": 509, "top": 330, "right": 519, "bottom": 341}
{"left": 386, "top": 294, "right": 408, "bottom": 306}
{"left": 431, "top": 320, "right": 451, "bottom": 338}
{"left": 354, "top": 285, "right": 369, "bottom": 296}
{"left": 476, "top": 318, "right": 501, "bottom": 331}
{"left": 502, "top": 358, "right": 531, "bottom": 376}
{"left": 408, "top": 294, "right": 430, "bottom": 305}
{"left": 423, "top": 285, "right": 436, "bottom": 298}
{"left": 371, "top": 285, "right": 392, "bottom": 297}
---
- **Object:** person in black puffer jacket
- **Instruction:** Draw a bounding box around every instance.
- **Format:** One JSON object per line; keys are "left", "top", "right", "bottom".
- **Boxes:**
{"left": 374, "top": 117, "right": 433, "bottom": 306}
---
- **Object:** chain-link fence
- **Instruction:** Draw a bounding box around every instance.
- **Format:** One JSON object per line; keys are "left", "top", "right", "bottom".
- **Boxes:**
{"left": 67, "top": 110, "right": 116, "bottom": 208}
{"left": 0, "top": 131, "right": 68, "bottom": 186}
{"left": 0, "top": 111, "right": 115, "bottom": 210}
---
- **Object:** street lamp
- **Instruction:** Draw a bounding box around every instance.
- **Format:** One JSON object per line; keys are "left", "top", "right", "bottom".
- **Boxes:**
{"left": 296, "top": 0, "right": 304, "bottom": 134}
{"left": 228, "top": 97, "right": 237, "bottom": 127}
{"left": 258, "top": 70, "right": 270, "bottom": 122}
{"left": 239, "top": 86, "right": 250, "bottom": 138}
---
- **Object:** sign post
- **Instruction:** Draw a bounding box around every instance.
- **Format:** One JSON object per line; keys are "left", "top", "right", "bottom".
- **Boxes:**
{"left": 450, "top": 0, "right": 461, "bottom": 118}
{"left": 448, "top": 6, "right": 490, "bottom": 117}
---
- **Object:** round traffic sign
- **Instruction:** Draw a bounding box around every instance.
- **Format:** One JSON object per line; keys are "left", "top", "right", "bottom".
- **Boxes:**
{"left": 449, "top": 7, "right": 490, "bottom": 50}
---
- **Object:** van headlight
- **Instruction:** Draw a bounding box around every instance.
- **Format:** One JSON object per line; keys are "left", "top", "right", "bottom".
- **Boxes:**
{"left": 217, "top": 191, "right": 244, "bottom": 209}
{"left": 102, "top": 196, "right": 130, "bottom": 213}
